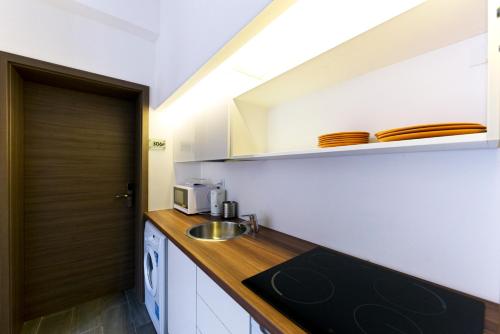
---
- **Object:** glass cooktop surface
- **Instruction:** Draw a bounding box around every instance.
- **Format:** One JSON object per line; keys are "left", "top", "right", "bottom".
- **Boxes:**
{"left": 242, "top": 247, "right": 484, "bottom": 334}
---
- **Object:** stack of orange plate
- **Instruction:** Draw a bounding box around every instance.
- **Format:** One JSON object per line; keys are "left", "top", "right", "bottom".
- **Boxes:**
{"left": 375, "top": 123, "right": 486, "bottom": 142}
{"left": 318, "top": 132, "right": 369, "bottom": 148}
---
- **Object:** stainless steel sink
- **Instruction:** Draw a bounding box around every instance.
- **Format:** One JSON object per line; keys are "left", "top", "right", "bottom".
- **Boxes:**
{"left": 186, "top": 221, "right": 250, "bottom": 241}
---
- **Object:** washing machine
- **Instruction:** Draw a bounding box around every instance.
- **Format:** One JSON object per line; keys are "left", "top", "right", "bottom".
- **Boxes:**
{"left": 144, "top": 221, "right": 167, "bottom": 334}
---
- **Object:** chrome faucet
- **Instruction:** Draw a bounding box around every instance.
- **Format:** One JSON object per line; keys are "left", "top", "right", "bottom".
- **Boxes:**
{"left": 240, "top": 214, "right": 259, "bottom": 233}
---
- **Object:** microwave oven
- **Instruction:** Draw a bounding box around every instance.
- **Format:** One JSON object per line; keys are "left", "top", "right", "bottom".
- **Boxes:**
{"left": 173, "top": 184, "right": 211, "bottom": 214}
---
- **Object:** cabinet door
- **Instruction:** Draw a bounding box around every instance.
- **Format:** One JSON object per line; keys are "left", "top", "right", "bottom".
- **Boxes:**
{"left": 197, "top": 268, "right": 250, "bottom": 334}
{"left": 196, "top": 295, "right": 230, "bottom": 334}
{"left": 173, "top": 116, "right": 197, "bottom": 162}
{"left": 173, "top": 101, "right": 229, "bottom": 162}
{"left": 167, "top": 240, "right": 197, "bottom": 334}
{"left": 195, "top": 101, "right": 229, "bottom": 161}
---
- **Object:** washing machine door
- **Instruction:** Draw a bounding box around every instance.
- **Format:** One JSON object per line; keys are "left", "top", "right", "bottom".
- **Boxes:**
{"left": 144, "top": 246, "right": 158, "bottom": 296}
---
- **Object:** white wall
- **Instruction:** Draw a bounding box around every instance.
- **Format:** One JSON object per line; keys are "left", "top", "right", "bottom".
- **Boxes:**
{"left": 0, "top": 0, "right": 156, "bottom": 86}
{"left": 149, "top": 111, "right": 174, "bottom": 211}
{"left": 72, "top": 0, "right": 160, "bottom": 39}
{"left": 152, "top": 0, "right": 272, "bottom": 107}
{"left": 197, "top": 33, "right": 499, "bottom": 303}
{"left": 201, "top": 149, "right": 500, "bottom": 303}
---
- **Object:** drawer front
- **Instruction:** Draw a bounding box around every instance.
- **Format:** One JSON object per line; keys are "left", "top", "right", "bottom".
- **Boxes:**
{"left": 197, "top": 295, "right": 230, "bottom": 334}
{"left": 196, "top": 268, "right": 250, "bottom": 334}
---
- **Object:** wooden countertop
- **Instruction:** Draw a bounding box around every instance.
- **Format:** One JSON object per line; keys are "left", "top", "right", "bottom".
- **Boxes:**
{"left": 145, "top": 209, "right": 500, "bottom": 334}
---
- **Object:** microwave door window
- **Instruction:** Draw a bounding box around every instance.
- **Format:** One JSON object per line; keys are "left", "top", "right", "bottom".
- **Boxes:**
{"left": 174, "top": 188, "right": 187, "bottom": 208}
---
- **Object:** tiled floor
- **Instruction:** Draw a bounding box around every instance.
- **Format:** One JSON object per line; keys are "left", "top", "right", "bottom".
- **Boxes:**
{"left": 21, "top": 290, "right": 155, "bottom": 334}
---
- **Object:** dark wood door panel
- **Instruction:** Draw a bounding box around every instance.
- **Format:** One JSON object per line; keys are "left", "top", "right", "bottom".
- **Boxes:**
{"left": 23, "top": 81, "right": 136, "bottom": 319}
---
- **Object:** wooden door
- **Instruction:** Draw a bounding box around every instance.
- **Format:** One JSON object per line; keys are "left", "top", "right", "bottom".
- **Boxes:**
{"left": 23, "top": 80, "right": 136, "bottom": 319}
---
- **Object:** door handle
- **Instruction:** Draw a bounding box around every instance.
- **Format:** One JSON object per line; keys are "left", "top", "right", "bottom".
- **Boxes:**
{"left": 115, "top": 186, "right": 134, "bottom": 207}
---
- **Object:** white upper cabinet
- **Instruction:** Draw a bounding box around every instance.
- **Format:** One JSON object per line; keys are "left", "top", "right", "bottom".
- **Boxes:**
{"left": 196, "top": 102, "right": 229, "bottom": 161}
{"left": 173, "top": 100, "right": 229, "bottom": 162}
{"left": 173, "top": 114, "right": 197, "bottom": 162}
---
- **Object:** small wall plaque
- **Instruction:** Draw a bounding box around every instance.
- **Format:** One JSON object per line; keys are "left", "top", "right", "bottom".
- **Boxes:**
{"left": 149, "top": 139, "right": 166, "bottom": 151}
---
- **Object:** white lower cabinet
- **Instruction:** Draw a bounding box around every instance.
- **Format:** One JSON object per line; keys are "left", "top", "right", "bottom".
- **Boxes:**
{"left": 196, "top": 268, "right": 250, "bottom": 334}
{"left": 196, "top": 295, "right": 230, "bottom": 334}
{"left": 167, "top": 241, "right": 197, "bottom": 334}
{"left": 166, "top": 238, "right": 251, "bottom": 334}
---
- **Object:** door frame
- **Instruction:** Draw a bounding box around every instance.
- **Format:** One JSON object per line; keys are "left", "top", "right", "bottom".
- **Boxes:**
{"left": 0, "top": 51, "right": 149, "bottom": 334}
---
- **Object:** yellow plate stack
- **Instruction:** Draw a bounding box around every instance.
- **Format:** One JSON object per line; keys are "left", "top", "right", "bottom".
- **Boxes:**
{"left": 375, "top": 123, "right": 486, "bottom": 142}
{"left": 318, "top": 132, "right": 369, "bottom": 148}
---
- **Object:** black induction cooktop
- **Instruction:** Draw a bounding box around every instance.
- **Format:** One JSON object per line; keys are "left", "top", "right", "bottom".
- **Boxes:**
{"left": 242, "top": 247, "right": 484, "bottom": 334}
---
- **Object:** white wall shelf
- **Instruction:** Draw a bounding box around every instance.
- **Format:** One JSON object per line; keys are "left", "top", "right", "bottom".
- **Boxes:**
{"left": 226, "top": 0, "right": 500, "bottom": 162}
{"left": 231, "top": 133, "right": 497, "bottom": 161}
